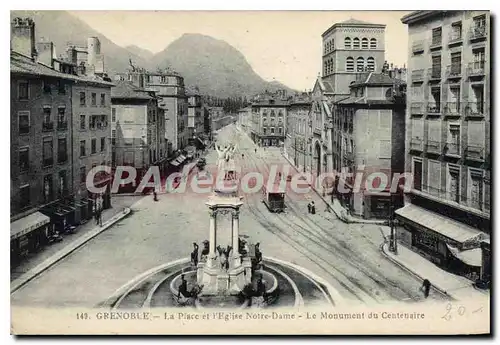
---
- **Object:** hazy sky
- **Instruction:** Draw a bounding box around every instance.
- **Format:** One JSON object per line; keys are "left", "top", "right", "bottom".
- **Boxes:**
{"left": 70, "top": 11, "right": 411, "bottom": 90}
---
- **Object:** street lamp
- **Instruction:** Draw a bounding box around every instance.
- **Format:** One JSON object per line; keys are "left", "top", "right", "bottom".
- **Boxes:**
{"left": 388, "top": 204, "right": 398, "bottom": 254}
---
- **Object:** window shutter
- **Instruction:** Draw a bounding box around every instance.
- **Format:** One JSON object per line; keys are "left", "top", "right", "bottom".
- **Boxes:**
{"left": 428, "top": 160, "right": 441, "bottom": 193}
{"left": 467, "top": 121, "right": 485, "bottom": 146}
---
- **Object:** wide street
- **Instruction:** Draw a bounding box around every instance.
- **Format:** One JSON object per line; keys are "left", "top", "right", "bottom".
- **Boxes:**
{"left": 11, "top": 124, "right": 447, "bottom": 307}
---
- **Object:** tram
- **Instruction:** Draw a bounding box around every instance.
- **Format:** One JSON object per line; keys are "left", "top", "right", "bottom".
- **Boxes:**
{"left": 262, "top": 182, "right": 286, "bottom": 213}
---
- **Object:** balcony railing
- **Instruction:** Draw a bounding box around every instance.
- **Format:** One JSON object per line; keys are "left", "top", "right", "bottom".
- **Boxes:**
{"left": 412, "top": 40, "right": 425, "bottom": 53}
{"left": 57, "top": 154, "right": 68, "bottom": 164}
{"left": 411, "top": 69, "right": 425, "bottom": 82}
{"left": 416, "top": 184, "right": 490, "bottom": 214}
{"left": 410, "top": 138, "right": 423, "bottom": 151}
{"left": 427, "top": 68, "right": 442, "bottom": 80}
{"left": 465, "top": 145, "right": 485, "bottom": 161}
{"left": 43, "top": 157, "right": 54, "bottom": 167}
{"left": 42, "top": 121, "right": 54, "bottom": 131}
{"left": 19, "top": 125, "right": 30, "bottom": 134}
{"left": 464, "top": 102, "right": 485, "bottom": 118}
{"left": 427, "top": 102, "right": 441, "bottom": 114}
{"left": 411, "top": 102, "right": 424, "bottom": 115}
{"left": 57, "top": 121, "right": 68, "bottom": 130}
{"left": 467, "top": 61, "right": 486, "bottom": 77}
{"left": 446, "top": 64, "right": 462, "bottom": 79}
{"left": 445, "top": 142, "right": 461, "bottom": 156}
{"left": 425, "top": 140, "right": 442, "bottom": 154}
{"left": 469, "top": 25, "right": 487, "bottom": 41}
{"left": 444, "top": 102, "right": 461, "bottom": 117}
{"left": 448, "top": 31, "right": 463, "bottom": 45}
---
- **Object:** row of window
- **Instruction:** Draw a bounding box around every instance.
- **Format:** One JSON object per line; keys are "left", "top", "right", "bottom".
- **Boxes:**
{"left": 345, "top": 57, "right": 376, "bottom": 72}
{"left": 15, "top": 170, "right": 69, "bottom": 210}
{"left": 262, "top": 127, "right": 284, "bottom": 135}
{"left": 80, "top": 138, "right": 107, "bottom": 157}
{"left": 79, "top": 160, "right": 108, "bottom": 184}
{"left": 79, "top": 91, "right": 107, "bottom": 107}
{"left": 412, "top": 158, "right": 489, "bottom": 213}
{"left": 18, "top": 138, "right": 69, "bottom": 173}
{"left": 344, "top": 37, "right": 377, "bottom": 50}
{"left": 80, "top": 115, "right": 109, "bottom": 130}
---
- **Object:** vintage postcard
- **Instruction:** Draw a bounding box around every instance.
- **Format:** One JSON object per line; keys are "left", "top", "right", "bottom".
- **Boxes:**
{"left": 10, "top": 10, "right": 490, "bottom": 335}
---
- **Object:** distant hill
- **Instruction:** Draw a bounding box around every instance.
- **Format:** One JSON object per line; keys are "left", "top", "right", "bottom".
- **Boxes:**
{"left": 125, "top": 45, "right": 154, "bottom": 61}
{"left": 10, "top": 11, "right": 297, "bottom": 97}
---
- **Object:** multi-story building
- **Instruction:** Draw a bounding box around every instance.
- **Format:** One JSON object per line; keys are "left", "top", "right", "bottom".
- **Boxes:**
{"left": 284, "top": 93, "right": 312, "bottom": 172}
{"left": 186, "top": 86, "right": 205, "bottom": 146}
{"left": 10, "top": 17, "right": 113, "bottom": 265}
{"left": 111, "top": 81, "right": 165, "bottom": 185}
{"left": 145, "top": 70, "right": 189, "bottom": 152}
{"left": 309, "top": 19, "right": 387, "bottom": 184}
{"left": 250, "top": 93, "right": 288, "bottom": 147}
{"left": 333, "top": 70, "right": 407, "bottom": 219}
{"left": 399, "top": 11, "right": 490, "bottom": 284}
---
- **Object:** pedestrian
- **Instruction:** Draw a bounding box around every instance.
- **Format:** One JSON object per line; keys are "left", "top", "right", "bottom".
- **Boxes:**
{"left": 97, "top": 208, "right": 103, "bottom": 227}
{"left": 254, "top": 148, "right": 257, "bottom": 154}
{"left": 307, "top": 202, "right": 312, "bottom": 214}
{"left": 191, "top": 242, "right": 199, "bottom": 267}
{"left": 310, "top": 201, "right": 316, "bottom": 215}
{"left": 420, "top": 279, "right": 431, "bottom": 298}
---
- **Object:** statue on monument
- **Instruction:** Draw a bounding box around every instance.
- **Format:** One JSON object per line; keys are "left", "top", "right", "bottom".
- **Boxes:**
{"left": 215, "top": 143, "right": 238, "bottom": 180}
{"left": 216, "top": 245, "right": 233, "bottom": 271}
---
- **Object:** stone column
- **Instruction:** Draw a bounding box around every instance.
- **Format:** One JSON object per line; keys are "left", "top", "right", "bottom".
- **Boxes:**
{"left": 209, "top": 208, "right": 217, "bottom": 257}
{"left": 231, "top": 209, "right": 240, "bottom": 264}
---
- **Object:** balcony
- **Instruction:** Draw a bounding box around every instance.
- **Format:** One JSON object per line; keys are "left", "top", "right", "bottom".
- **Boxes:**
{"left": 42, "top": 121, "right": 54, "bottom": 132}
{"left": 427, "top": 102, "right": 442, "bottom": 115}
{"left": 57, "top": 121, "right": 68, "bottom": 130}
{"left": 446, "top": 64, "right": 462, "bottom": 80}
{"left": 409, "top": 138, "right": 423, "bottom": 152}
{"left": 465, "top": 145, "right": 485, "bottom": 161}
{"left": 427, "top": 68, "right": 442, "bottom": 81}
{"left": 444, "top": 142, "right": 461, "bottom": 157}
{"left": 57, "top": 153, "right": 68, "bottom": 164}
{"left": 43, "top": 157, "right": 54, "bottom": 167}
{"left": 410, "top": 102, "right": 424, "bottom": 115}
{"left": 412, "top": 40, "right": 425, "bottom": 54}
{"left": 467, "top": 61, "right": 486, "bottom": 78}
{"left": 464, "top": 102, "right": 485, "bottom": 118}
{"left": 411, "top": 69, "right": 425, "bottom": 83}
{"left": 469, "top": 25, "right": 487, "bottom": 41}
{"left": 448, "top": 32, "right": 463, "bottom": 46}
{"left": 444, "top": 102, "right": 461, "bottom": 117}
{"left": 425, "top": 140, "right": 442, "bottom": 154}
{"left": 19, "top": 125, "right": 30, "bottom": 134}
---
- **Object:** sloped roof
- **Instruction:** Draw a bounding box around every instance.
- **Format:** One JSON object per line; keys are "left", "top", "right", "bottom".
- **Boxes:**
{"left": 10, "top": 51, "right": 114, "bottom": 86}
{"left": 351, "top": 72, "right": 405, "bottom": 87}
{"left": 111, "top": 81, "right": 154, "bottom": 100}
{"left": 322, "top": 18, "right": 386, "bottom": 36}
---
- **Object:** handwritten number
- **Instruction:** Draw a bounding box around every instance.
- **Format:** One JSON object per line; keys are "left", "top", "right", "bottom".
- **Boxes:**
{"left": 442, "top": 303, "right": 452, "bottom": 321}
{"left": 458, "top": 306, "right": 466, "bottom": 316}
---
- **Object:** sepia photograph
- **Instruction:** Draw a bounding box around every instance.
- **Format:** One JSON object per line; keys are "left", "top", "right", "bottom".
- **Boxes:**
{"left": 8, "top": 8, "right": 491, "bottom": 335}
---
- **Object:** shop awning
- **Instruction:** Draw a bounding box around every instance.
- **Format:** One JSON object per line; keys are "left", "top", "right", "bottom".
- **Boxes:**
{"left": 395, "top": 204, "right": 486, "bottom": 244}
{"left": 11, "top": 212, "right": 50, "bottom": 241}
{"left": 446, "top": 244, "right": 482, "bottom": 267}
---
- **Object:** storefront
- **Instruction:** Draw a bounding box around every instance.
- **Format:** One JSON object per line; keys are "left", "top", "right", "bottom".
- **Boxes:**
{"left": 41, "top": 201, "right": 76, "bottom": 233}
{"left": 395, "top": 204, "right": 488, "bottom": 280}
{"left": 11, "top": 212, "right": 51, "bottom": 267}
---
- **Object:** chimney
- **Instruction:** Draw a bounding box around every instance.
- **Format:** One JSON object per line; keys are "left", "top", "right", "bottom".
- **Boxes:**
{"left": 11, "top": 17, "right": 36, "bottom": 58}
{"left": 36, "top": 41, "right": 54, "bottom": 68}
{"left": 87, "top": 36, "right": 101, "bottom": 69}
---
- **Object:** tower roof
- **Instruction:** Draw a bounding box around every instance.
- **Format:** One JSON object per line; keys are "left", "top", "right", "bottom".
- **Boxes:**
{"left": 322, "top": 18, "right": 386, "bottom": 37}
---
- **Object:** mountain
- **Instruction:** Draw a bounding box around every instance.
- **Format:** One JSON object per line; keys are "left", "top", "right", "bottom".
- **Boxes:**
{"left": 11, "top": 11, "right": 297, "bottom": 97}
{"left": 10, "top": 10, "right": 148, "bottom": 74}
{"left": 125, "top": 45, "right": 154, "bottom": 61}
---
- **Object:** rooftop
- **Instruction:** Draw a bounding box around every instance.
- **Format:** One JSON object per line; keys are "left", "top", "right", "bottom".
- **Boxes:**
{"left": 400, "top": 11, "right": 446, "bottom": 24}
{"left": 111, "top": 81, "right": 155, "bottom": 100}
{"left": 351, "top": 72, "right": 405, "bottom": 87}
{"left": 10, "top": 51, "right": 114, "bottom": 86}
{"left": 322, "top": 18, "right": 386, "bottom": 37}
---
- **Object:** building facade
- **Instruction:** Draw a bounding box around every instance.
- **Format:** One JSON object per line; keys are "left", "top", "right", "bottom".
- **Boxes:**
{"left": 111, "top": 81, "right": 165, "bottom": 186}
{"left": 237, "top": 106, "right": 252, "bottom": 134}
{"left": 186, "top": 87, "right": 205, "bottom": 144}
{"left": 398, "top": 11, "right": 491, "bottom": 284}
{"left": 284, "top": 93, "right": 312, "bottom": 173}
{"left": 250, "top": 93, "right": 288, "bottom": 147}
{"left": 333, "top": 71, "right": 407, "bottom": 219}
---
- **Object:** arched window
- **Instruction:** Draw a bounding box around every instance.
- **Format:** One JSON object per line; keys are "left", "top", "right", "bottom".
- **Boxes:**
{"left": 353, "top": 37, "right": 360, "bottom": 49}
{"left": 330, "top": 58, "right": 334, "bottom": 73}
{"left": 324, "top": 61, "right": 328, "bottom": 75}
{"left": 356, "top": 57, "right": 365, "bottom": 71}
{"left": 346, "top": 57, "right": 354, "bottom": 71}
{"left": 344, "top": 37, "right": 352, "bottom": 49}
{"left": 370, "top": 38, "right": 377, "bottom": 49}
{"left": 362, "top": 38, "right": 369, "bottom": 49}
{"left": 270, "top": 110, "right": 275, "bottom": 117}
{"left": 367, "top": 57, "right": 375, "bottom": 71}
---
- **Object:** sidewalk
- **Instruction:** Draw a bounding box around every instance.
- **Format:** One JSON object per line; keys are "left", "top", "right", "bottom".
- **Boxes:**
{"left": 381, "top": 242, "right": 490, "bottom": 302}
{"left": 281, "top": 152, "right": 385, "bottom": 225}
{"left": 10, "top": 196, "right": 143, "bottom": 293}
